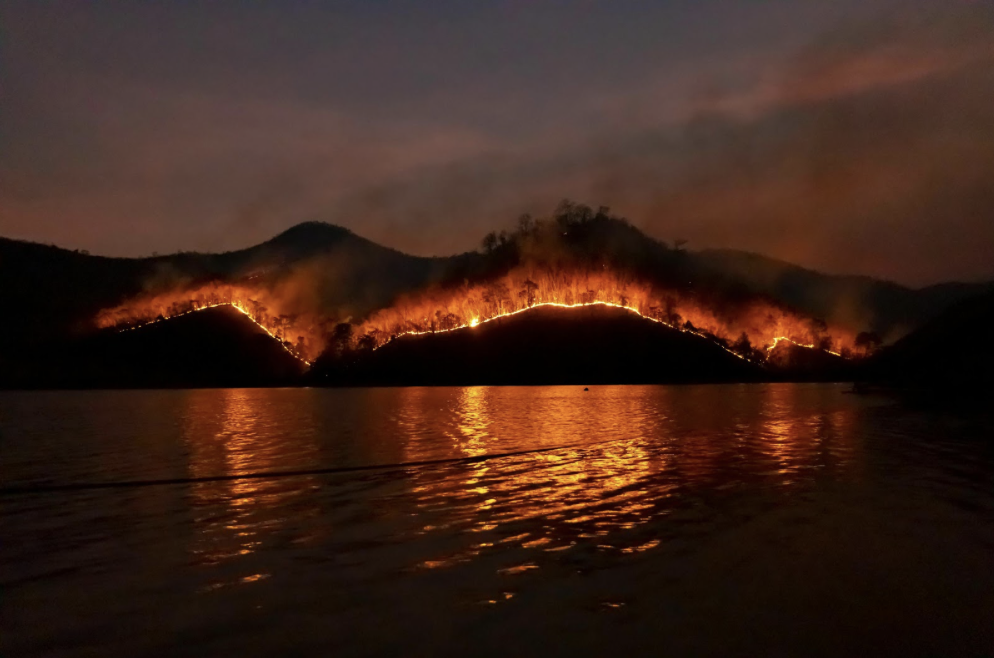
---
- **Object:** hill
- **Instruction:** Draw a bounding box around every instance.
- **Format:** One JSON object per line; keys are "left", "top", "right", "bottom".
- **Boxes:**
{"left": 3, "top": 203, "right": 989, "bottom": 389}
{"left": 0, "top": 223, "right": 451, "bottom": 360}
{"left": 865, "top": 288, "right": 994, "bottom": 390}
{"left": 5, "top": 215, "right": 983, "bottom": 351}
{"left": 694, "top": 249, "right": 989, "bottom": 341}
{"left": 312, "top": 304, "right": 763, "bottom": 386}
{"left": 765, "top": 340, "right": 851, "bottom": 381}
{"left": 1, "top": 306, "right": 306, "bottom": 389}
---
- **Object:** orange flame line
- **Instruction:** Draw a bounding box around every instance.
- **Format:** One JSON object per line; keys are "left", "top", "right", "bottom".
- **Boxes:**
{"left": 118, "top": 302, "right": 311, "bottom": 366}
{"left": 766, "top": 335, "right": 842, "bottom": 358}
{"left": 380, "top": 301, "right": 759, "bottom": 363}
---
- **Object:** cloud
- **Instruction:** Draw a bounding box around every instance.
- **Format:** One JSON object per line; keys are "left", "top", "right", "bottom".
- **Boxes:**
{"left": 311, "top": 6, "right": 994, "bottom": 285}
{"left": 2, "top": 2, "right": 993, "bottom": 285}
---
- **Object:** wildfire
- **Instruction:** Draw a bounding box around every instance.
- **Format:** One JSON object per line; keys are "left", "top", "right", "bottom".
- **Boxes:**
{"left": 99, "top": 284, "right": 316, "bottom": 365}
{"left": 380, "top": 300, "right": 754, "bottom": 362}
{"left": 766, "top": 336, "right": 843, "bottom": 358}
{"left": 356, "top": 267, "right": 855, "bottom": 362}
{"left": 121, "top": 301, "right": 311, "bottom": 366}
{"left": 96, "top": 266, "right": 854, "bottom": 368}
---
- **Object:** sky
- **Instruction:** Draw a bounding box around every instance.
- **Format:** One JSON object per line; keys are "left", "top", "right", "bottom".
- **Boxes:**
{"left": 1, "top": 0, "right": 993, "bottom": 286}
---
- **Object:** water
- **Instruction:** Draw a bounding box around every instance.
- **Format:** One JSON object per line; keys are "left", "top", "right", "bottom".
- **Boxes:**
{"left": 2, "top": 385, "right": 993, "bottom": 656}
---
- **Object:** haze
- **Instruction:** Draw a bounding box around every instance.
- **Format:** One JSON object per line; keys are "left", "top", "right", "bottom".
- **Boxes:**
{"left": 2, "top": 0, "right": 993, "bottom": 286}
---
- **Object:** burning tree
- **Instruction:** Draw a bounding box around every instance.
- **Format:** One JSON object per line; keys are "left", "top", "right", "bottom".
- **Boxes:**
{"left": 855, "top": 331, "right": 883, "bottom": 357}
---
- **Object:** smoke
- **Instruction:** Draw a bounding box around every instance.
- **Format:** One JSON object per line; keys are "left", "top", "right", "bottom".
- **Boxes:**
{"left": 4, "top": 4, "right": 993, "bottom": 288}
{"left": 315, "top": 6, "right": 994, "bottom": 285}
{"left": 355, "top": 262, "right": 857, "bottom": 360}
{"left": 629, "top": 10, "right": 994, "bottom": 285}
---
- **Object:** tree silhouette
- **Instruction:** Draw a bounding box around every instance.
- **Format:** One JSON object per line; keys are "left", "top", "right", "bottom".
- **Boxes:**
{"left": 331, "top": 322, "right": 354, "bottom": 357}
{"left": 808, "top": 318, "right": 828, "bottom": 346}
{"left": 356, "top": 332, "right": 377, "bottom": 353}
{"left": 733, "top": 332, "right": 752, "bottom": 355}
{"left": 483, "top": 281, "right": 511, "bottom": 314}
{"left": 855, "top": 331, "right": 882, "bottom": 357}
{"left": 523, "top": 279, "right": 539, "bottom": 307}
{"left": 664, "top": 297, "right": 682, "bottom": 327}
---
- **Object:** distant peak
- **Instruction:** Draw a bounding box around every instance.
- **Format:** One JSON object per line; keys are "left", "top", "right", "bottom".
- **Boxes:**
{"left": 261, "top": 222, "right": 360, "bottom": 250}
{"left": 273, "top": 221, "right": 353, "bottom": 239}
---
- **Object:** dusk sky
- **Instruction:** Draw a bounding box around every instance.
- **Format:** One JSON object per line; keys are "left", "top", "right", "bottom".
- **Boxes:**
{"left": 2, "top": 1, "right": 993, "bottom": 286}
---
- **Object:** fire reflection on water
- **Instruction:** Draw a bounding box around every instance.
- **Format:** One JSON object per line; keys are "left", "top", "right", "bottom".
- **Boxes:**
{"left": 396, "top": 385, "right": 860, "bottom": 572}
{"left": 183, "top": 389, "right": 319, "bottom": 583}
{"left": 6, "top": 387, "right": 989, "bottom": 656}
{"left": 175, "top": 385, "right": 861, "bottom": 588}
{"left": 757, "top": 384, "right": 858, "bottom": 485}
{"left": 401, "top": 387, "right": 664, "bottom": 567}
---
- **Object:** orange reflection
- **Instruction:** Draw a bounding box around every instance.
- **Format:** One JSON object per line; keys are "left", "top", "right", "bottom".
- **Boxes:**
{"left": 455, "top": 387, "right": 498, "bottom": 526}
{"left": 395, "top": 384, "right": 866, "bottom": 577}
{"left": 402, "top": 386, "right": 661, "bottom": 568}
{"left": 755, "top": 384, "right": 861, "bottom": 485}
{"left": 183, "top": 389, "right": 319, "bottom": 574}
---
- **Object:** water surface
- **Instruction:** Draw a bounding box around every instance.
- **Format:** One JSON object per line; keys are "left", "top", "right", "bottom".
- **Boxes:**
{"left": 2, "top": 385, "right": 993, "bottom": 656}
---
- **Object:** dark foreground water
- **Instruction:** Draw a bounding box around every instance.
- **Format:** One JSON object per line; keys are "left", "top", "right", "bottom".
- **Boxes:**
{"left": 2, "top": 385, "right": 993, "bottom": 657}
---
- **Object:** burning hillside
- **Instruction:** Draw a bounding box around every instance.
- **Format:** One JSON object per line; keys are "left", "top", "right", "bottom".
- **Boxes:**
{"left": 94, "top": 282, "right": 323, "bottom": 364}
{"left": 93, "top": 203, "right": 859, "bottom": 371}
{"left": 94, "top": 266, "right": 855, "bottom": 369}
{"left": 328, "top": 303, "right": 764, "bottom": 386}
{"left": 355, "top": 267, "right": 855, "bottom": 362}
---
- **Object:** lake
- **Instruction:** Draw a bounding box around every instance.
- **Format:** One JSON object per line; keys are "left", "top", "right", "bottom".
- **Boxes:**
{"left": 2, "top": 385, "right": 993, "bottom": 656}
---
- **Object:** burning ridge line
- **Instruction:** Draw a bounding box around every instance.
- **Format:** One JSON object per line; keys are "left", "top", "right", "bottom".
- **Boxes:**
{"left": 112, "top": 300, "right": 843, "bottom": 370}
{"left": 765, "top": 335, "right": 843, "bottom": 358}
{"left": 380, "top": 301, "right": 768, "bottom": 363}
{"left": 117, "top": 302, "right": 311, "bottom": 366}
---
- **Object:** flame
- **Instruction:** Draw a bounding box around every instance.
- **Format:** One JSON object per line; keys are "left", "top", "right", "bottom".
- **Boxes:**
{"left": 123, "top": 301, "right": 311, "bottom": 366}
{"left": 99, "top": 285, "right": 314, "bottom": 365}
{"left": 356, "top": 268, "right": 855, "bottom": 362}
{"left": 229, "top": 303, "right": 312, "bottom": 366}
{"left": 379, "top": 300, "right": 754, "bottom": 362}
{"left": 95, "top": 267, "right": 853, "bottom": 368}
{"left": 766, "top": 336, "right": 843, "bottom": 358}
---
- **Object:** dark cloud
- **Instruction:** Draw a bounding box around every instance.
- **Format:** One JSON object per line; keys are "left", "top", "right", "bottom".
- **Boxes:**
{"left": 1, "top": 1, "right": 991, "bottom": 285}
{"left": 316, "top": 5, "right": 994, "bottom": 285}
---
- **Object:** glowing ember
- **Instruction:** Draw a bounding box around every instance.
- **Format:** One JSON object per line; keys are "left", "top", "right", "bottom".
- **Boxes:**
{"left": 356, "top": 268, "right": 855, "bottom": 362}
{"left": 100, "top": 285, "right": 315, "bottom": 365}
{"left": 766, "top": 336, "right": 843, "bottom": 358}
{"left": 378, "top": 300, "right": 754, "bottom": 361}
{"left": 122, "top": 302, "right": 311, "bottom": 365}
{"left": 96, "top": 267, "right": 854, "bottom": 367}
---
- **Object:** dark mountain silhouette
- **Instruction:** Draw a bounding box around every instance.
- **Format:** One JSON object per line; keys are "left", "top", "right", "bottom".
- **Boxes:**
{"left": 0, "top": 223, "right": 451, "bottom": 358}
{"left": 766, "top": 341, "right": 851, "bottom": 381}
{"left": 3, "top": 203, "right": 988, "bottom": 388}
{"left": 2, "top": 306, "right": 305, "bottom": 389}
{"left": 312, "top": 305, "right": 763, "bottom": 386}
{"left": 694, "top": 249, "right": 989, "bottom": 342}
{"left": 4, "top": 216, "right": 982, "bottom": 350}
{"left": 865, "top": 288, "right": 994, "bottom": 390}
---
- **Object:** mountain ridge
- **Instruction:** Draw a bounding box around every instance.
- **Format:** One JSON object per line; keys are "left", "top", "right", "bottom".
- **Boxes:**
{"left": 2, "top": 216, "right": 988, "bottom": 375}
{"left": 5, "top": 222, "right": 986, "bottom": 295}
{"left": 694, "top": 248, "right": 991, "bottom": 340}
